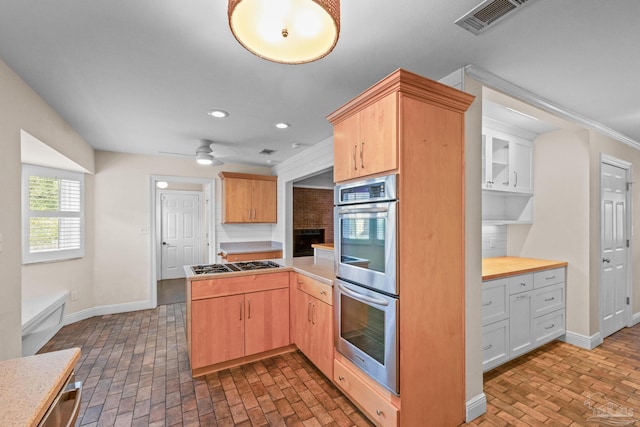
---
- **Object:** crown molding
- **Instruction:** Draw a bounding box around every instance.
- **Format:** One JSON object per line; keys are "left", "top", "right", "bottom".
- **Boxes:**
{"left": 464, "top": 64, "right": 640, "bottom": 150}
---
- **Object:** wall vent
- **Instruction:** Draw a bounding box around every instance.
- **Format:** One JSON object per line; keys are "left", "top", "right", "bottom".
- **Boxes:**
{"left": 455, "top": 0, "right": 537, "bottom": 35}
{"left": 259, "top": 148, "right": 277, "bottom": 155}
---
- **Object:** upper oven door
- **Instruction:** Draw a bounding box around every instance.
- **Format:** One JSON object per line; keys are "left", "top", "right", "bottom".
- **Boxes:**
{"left": 335, "top": 201, "right": 398, "bottom": 295}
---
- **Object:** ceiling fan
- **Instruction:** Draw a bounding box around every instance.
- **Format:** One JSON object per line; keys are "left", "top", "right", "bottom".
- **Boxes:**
{"left": 158, "top": 139, "right": 225, "bottom": 166}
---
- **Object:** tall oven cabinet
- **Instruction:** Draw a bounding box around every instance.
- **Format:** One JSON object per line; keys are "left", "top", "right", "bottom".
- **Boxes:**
{"left": 328, "top": 69, "right": 474, "bottom": 426}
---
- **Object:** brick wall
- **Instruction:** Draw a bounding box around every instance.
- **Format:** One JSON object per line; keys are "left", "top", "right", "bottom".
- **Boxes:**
{"left": 292, "top": 187, "right": 334, "bottom": 243}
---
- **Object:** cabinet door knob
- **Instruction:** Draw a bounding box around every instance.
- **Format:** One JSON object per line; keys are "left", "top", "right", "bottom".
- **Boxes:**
{"left": 376, "top": 409, "right": 383, "bottom": 416}
{"left": 338, "top": 376, "right": 345, "bottom": 381}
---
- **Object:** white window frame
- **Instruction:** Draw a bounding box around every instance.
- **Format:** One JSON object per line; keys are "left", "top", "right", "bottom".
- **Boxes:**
{"left": 22, "top": 164, "right": 85, "bottom": 264}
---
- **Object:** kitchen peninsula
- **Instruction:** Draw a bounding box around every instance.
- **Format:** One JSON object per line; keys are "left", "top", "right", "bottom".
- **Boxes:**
{"left": 184, "top": 257, "right": 333, "bottom": 377}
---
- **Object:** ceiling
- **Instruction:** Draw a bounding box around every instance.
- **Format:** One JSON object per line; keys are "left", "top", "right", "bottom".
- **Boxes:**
{"left": 1, "top": 1, "right": 638, "bottom": 167}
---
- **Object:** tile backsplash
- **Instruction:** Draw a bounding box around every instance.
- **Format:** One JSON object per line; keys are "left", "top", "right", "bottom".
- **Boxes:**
{"left": 482, "top": 225, "right": 507, "bottom": 258}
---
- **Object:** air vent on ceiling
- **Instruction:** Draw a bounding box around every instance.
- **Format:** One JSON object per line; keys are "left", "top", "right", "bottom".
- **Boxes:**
{"left": 259, "top": 149, "right": 277, "bottom": 155}
{"left": 455, "top": 0, "right": 537, "bottom": 35}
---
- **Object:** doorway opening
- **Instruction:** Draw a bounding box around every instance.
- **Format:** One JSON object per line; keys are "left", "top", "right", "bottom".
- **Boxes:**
{"left": 151, "top": 176, "right": 215, "bottom": 307}
{"left": 292, "top": 168, "right": 334, "bottom": 257}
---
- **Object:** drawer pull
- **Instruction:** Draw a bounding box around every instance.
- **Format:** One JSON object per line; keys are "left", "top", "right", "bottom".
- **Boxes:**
{"left": 546, "top": 275, "right": 556, "bottom": 280}
{"left": 320, "top": 290, "right": 327, "bottom": 295}
{"left": 520, "top": 282, "right": 527, "bottom": 287}
{"left": 483, "top": 344, "right": 492, "bottom": 351}
{"left": 516, "top": 295, "right": 528, "bottom": 300}
{"left": 544, "top": 297, "right": 555, "bottom": 302}
{"left": 338, "top": 376, "right": 345, "bottom": 381}
{"left": 376, "top": 409, "right": 383, "bottom": 416}
{"left": 545, "top": 324, "right": 555, "bottom": 330}
{"left": 482, "top": 301, "right": 492, "bottom": 307}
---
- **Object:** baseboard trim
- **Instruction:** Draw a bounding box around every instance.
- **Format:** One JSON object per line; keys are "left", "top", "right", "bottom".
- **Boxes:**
{"left": 559, "top": 330, "right": 602, "bottom": 350}
{"left": 65, "top": 300, "right": 155, "bottom": 325}
{"left": 632, "top": 312, "right": 640, "bottom": 326}
{"left": 466, "top": 393, "right": 487, "bottom": 422}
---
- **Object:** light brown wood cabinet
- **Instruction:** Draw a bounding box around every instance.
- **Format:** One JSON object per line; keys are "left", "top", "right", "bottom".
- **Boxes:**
{"left": 331, "top": 92, "right": 398, "bottom": 182}
{"left": 290, "top": 272, "right": 333, "bottom": 379}
{"left": 187, "top": 272, "right": 290, "bottom": 376}
{"left": 327, "top": 69, "right": 474, "bottom": 426}
{"left": 222, "top": 250, "right": 282, "bottom": 262}
{"left": 219, "top": 172, "right": 277, "bottom": 223}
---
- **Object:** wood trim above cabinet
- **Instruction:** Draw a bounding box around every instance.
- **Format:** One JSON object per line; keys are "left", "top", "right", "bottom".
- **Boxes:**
{"left": 218, "top": 172, "right": 277, "bottom": 181}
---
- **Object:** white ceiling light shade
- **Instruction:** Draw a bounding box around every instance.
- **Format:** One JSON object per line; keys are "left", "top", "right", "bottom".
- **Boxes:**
{"left": 228, "top": 0, "right": 340, "bottom": 64}
{"left": 275, "top": 122, "right": 290, "bottom": 129}
{"left": 156, "top": 181, "right": 169, "bottom": 189}
{"left": 195, "top": 139, "right": 224, "bottom": 166}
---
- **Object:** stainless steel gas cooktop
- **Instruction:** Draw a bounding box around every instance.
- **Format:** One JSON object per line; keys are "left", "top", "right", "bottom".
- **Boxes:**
{"left": 191, "top": 260, "right": 282, "bottom": 275}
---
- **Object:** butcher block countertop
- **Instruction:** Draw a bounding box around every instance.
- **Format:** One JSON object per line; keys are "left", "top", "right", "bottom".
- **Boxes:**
{"left": 482, "top": 256, "right": 568, "bottom": 281}
{"left": 0, "top": 347, "right": 80, "bottom": 427}
{"left": 311, "top": 243, "right": 334, "bottom": 251}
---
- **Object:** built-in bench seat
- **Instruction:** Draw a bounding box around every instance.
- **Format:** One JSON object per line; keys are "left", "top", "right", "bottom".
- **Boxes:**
{"left": 21, "top": 291, "right": 69, "bottom": 356}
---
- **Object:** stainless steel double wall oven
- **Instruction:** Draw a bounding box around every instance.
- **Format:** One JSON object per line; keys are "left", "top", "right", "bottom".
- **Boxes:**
{"left": 334, "top": 174, "right": 399, "bottom": 394}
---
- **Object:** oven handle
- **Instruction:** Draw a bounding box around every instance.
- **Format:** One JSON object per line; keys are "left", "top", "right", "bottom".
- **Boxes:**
{"left": 338, "top": 283, "right": 389, "bottom": 306}
{"left": 337, "top": 206, "right": 389, "bottom": 215}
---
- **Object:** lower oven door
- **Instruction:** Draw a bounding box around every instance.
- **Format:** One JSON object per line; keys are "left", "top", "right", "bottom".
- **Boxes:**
{"left": 334, "top": 279, "right": 399, "bottom": 394}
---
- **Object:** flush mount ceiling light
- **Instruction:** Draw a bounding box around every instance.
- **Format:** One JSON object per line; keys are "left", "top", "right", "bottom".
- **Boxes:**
{"left": 228, "top": 0, "right": 340, "bottom": 64}
{"left": 275, "top": 122, "right": 290, "bottom": 129}
{"left": 196, "top": 139, "right": 224, "bottom": 166}
{"left": 207, "top": 109, "right": 229, "bottom": 118}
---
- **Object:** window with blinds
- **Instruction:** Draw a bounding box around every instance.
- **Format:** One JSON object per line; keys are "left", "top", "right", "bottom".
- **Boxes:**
{"left": 22, "top": 164, "right": 85, "bottom": 263}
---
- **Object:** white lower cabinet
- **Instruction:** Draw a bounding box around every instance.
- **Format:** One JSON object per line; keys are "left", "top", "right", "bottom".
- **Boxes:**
{"left": 482, "top": 266, "right": 566, "bottom": 372}
{"left": 509, "top": 291, "right": 533, "bottom": 358}
{"left": 482, "top": 319, "right": 509, "bottom": 371}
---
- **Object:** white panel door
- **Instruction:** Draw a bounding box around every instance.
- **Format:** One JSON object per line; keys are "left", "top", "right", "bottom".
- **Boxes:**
{"left": 601, "top": 162, "right": 628, "bottom": 338}
{"left": 161, "top": 192, "right": 202, "bottom": 280}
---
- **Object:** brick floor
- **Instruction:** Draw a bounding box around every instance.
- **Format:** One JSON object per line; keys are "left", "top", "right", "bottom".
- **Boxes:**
{"left": 462, "top": 324, "right": 640, "bottom": 426}
{"left": 40, "top": 303, "right": 372, "bottom": 427}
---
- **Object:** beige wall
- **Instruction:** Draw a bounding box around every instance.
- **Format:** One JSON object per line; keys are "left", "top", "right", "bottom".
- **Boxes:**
{"left": 507, "top": 130, "right": 591, "bottom": 336}
{"left": 463, "top": 76, "right": 484, "bottom": 406}
{"left": 0, "top": 57, "right": 95, "bottom": 360}
{"left": 92, "top": 151, "right": 271, "bottom": 308}
{"left": 508, "top": 128, "right": 640, "bottom": 339}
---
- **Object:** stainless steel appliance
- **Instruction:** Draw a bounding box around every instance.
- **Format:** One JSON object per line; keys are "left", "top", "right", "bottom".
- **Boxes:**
{"left": 334, "top": 174, "right": 399, "bottom": 394}
{"left": 39, "top": 373, "right": 82, "bottom": 427}
{"left": 191, "top": 260, "right": 282, "bottom": 275}
{"left": 334, "top": 174, "right": 398, "bottom": 295}
{"left": 334, "top": 278, "right": 399, "bottom": 393}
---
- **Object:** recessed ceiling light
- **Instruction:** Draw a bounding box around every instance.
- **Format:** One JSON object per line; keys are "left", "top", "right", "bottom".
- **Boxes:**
{"left": 275, "top": 122, "right": 290, "bottom": 129}
{"left": 156, "top": 181, "right": 169, "bottom": 189}
{"left": 208, "top": 109, "right": 229, "bottom": 118}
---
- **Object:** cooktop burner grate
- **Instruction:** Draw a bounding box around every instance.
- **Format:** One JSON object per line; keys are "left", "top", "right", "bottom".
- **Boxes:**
{"left": 191, "top": 260, "right": 282, "bottom": 275}
{"left": 191, "top": 264, "right": 238, "bottom": 275}
{"left": 232, "top": 261, "right": 283, "bottom": 271}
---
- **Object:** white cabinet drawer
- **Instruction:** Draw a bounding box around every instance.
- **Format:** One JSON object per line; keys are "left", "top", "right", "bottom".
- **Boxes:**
{"left": 482, "top": 279, "right": 508, "bottom": 326}
{"left": 482, "top": 319, "right": 509, "bottom": 372}
{"left": 534, "top": 268, "right": 565, "bottom": 288}
{"left": 533, "top": 283, "right": 565, "bottom": 318}
{"left": 534, "top": 309, "right": 565, "bottom": 346}
{"left": 508, "top": 273, "right": 533, "bottom": 295}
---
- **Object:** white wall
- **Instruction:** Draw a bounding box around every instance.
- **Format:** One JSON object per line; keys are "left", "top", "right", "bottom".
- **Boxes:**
{"left": 0, "top": 57, "right": 95, "bottom": 360}
{"left": 507, "top": 130, "right": 591, "bottom": 336}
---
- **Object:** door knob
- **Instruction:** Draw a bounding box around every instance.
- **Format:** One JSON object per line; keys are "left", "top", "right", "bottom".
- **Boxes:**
{"left": 603, "top": 258, "right": 611, "bottom": 263}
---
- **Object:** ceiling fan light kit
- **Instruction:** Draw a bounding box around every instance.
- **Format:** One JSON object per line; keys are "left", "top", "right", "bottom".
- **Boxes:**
{"left": 228, "top": 0, "right": 340, "bottom": 64}
{"left": 195, "top": 139, "right": 223, "bottom": 166}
